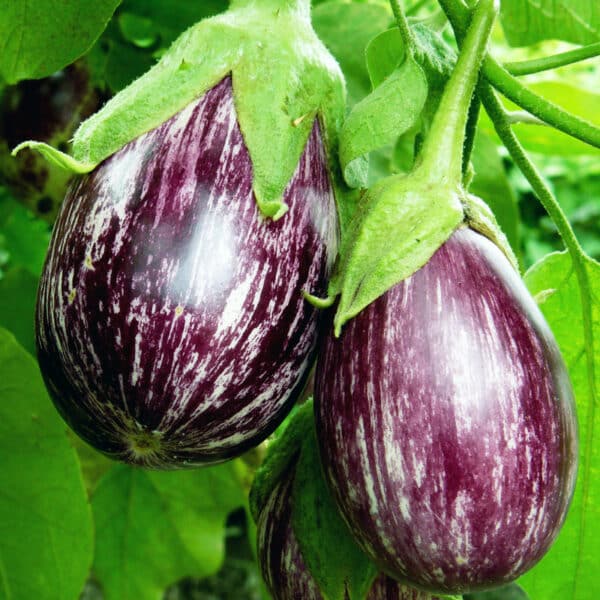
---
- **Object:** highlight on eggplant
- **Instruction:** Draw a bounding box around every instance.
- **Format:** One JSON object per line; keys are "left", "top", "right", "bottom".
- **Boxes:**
{"left": 315, "top": 227, "right": 578, "bottom": 594}
{"left": 256, "top": 461, "right": 441, "bottom": 600}
{"left": 36, "top": 76, "right": 338, "bottom": 467}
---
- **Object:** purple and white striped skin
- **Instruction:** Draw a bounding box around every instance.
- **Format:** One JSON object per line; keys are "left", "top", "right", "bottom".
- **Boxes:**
{"left": 257, "top": 463, "right": 439, "bottom": 600}
{"left": 35, "top": 76, "right": 338, "bottom": 467}
{"left": 315, "top": 227, "right": 578, "bottom": 594}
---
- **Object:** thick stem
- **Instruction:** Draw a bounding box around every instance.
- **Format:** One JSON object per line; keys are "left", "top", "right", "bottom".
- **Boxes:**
{"left": 416, "top": 0, "right": 498, "bottom": 186}
{"left": 462, "top": 94, "right": 481, "bottom": 178}
{"left": 505, "top": 42, "right": 600, "bottom": 76}
{"left": 389, "top": 0, "right": 417, "bottom": 59}
{"left": 438, "top": 0, "right": 600, "bottom": 150}
{"left": 229, "top": 0, "right": 310, "bottom": 19}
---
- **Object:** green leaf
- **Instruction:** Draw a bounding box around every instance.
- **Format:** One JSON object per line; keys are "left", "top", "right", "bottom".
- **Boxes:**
{"left": 520, "top": 252, "right": 600, "bottom": 599}
{"left": 312, "top": 1, "right": 392, "bottom": 107}
{"left": 500, "top": 0, "right": 600, "bottom": 46}
{"left": 469, "top": 131, "right": 521, "bottom": 262}
{"left": 0, "top": 267, "right": 38, "bottom": 355}
{"left": 292, "top": 422, "right": 378, "bottom": 600}
{"left": 0, "top": 0, "right": 122, "bottom": 84}
{"left": 465, "top": 582, "right": 529, "bottom": 599}
{"left": 0, "top": 197, "right": 50, "bottom": 276}
{"left": 328, "top": 173, "right": 464, "bottom": 335}
{"left": 340, "top": 57, "right": 428, "bottom": 187}
{"left": 92, "top": 462, "right": 246, "bottom": 600}
{"left": 249, "top": 401, "right": 313, "bottom": 523}
{"left": 365, "top": 28, "right": 406, "bottom": 89}
{"left": 0, "top": 327, "right": 93, "bottom": 600}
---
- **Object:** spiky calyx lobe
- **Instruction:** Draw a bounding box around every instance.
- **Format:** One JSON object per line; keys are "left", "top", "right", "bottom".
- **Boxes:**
{"left": 315, "top": 227, "right": 577, "bottom": 594}
{"left": 36, "top": 77, "right": 338, "bottom": 467}
{"left": 13, "top": 0, "right": 345, "bottom": 220}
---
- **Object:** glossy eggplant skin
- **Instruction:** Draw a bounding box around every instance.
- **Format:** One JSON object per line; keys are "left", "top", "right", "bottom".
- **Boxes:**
{"left": 257, "top": 463, "right": 438, "bottom": 600}
{"left": 315, "top": 227, "right": 578, "bottom": 594}
{"left": 36, "top": 76, "right": 338, "bottom": 467}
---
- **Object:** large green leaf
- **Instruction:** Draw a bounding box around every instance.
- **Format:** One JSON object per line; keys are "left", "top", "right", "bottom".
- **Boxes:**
{"left": 521, "top": 252, "right": 600, "bottom": 599}
{"left": 0, "top": 267, "right": 38, "bottom": 355}
{"left": 0, "top": 328, "right": 93, "bottom": 600}
{"left": 92, "top": 462, "right": 246, "bottom": 600}
{"left": 0, "top": 0, "right": 122, "bottom": 84}
{"left": 0, "top": 197, "right": 50, "bottom": 277}
{"left": 312, "top": 1, "right": 392, "bottom": 107}
{"left": 500, "top": 0, "right": 600, "bottom": 46}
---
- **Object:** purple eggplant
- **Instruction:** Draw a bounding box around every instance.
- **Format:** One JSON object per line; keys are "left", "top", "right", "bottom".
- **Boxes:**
{"left": 36, "top": 76, "right": 338, "bottom": 467}
{"left": 257, "top": 462, "right": 439, "bottom": 600}
{"left": 315, "top": 227, "right": 578, "bottom": 594}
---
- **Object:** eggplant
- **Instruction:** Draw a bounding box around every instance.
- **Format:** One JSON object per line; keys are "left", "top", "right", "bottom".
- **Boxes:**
{"left": 315, "top": 227, "right": 578, "bottom": 594}
{"left": 257, "top": 462, "right": 439, "bottom": 600}
{"left": 36, "top": 76, "right": 338, "bottom": 467}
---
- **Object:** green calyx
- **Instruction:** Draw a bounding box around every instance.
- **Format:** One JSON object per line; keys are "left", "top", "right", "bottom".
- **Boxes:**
{"left": 248, "top": 399, "right": 314, "bottom": 522}
{"left": 311, "top": 0, "right": 509, "bottom": 335}
{"left": 12, "top": 0, "right": 345, "bottom": 220}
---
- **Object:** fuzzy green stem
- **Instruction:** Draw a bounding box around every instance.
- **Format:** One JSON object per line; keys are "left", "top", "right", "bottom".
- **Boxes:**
{"left": 505, "top": 42, "right": 600, "bottom": 76}
{"left": 229, "top": 0, "right": 310, "bottom": 19}
{"left": 438, "top": 0, "right": 600, "bottom": 150}
{"left": 389, "top": 0, "right": 417, "bottom": 59}
{"left": 416, "top": 0, "right": 498, "bottom": 186}
{"left": 481, "top": 82, "right": 597, "bottom": 596}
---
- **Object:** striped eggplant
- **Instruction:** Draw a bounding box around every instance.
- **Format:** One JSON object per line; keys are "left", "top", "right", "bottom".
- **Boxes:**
{"left": 315, "top": 227, "right": 578, "bottom": 594}
{"left": 36, "top": 76, "right": 338, "bottom": 467}
{"left": 257, "top": 462, "right": 440, "bottom": 600}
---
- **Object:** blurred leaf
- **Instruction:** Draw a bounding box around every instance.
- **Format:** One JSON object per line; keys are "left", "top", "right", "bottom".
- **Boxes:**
{"left": 92, "top": 462, "right": 246, "bottom": 600}
{"left": 480, "top": 80, "right": 600, "bottom": 156}
{"left": 0, "top": 266, "right": 37, "bottom": 355}
{"left": 500, "top": 0, "right": 600, "bottom": 46}
{"left": 118, "top": 13, "right": 159, "bottom": 49}
{"left": 0, "top": 0, "right": 121, "bottom": 84}
{"left": 0, "top": 327, "right": 93, "bottom": 600}
{"left": 292, "top": 423, "right": 378, "bottom": 600}
{"left": 312, "top": 1, "right": 392, "bottom": 107}
{"left": 469, "top": 131, "right": 521, "bottom": 263}
{"left": 465, "top": 583, "right": 529, "bottom": 599}
{"left": 521, "top": 252, "right": 600, "bottom": 600}
{"left": 119, "top": 0, "right": 228, "bottom": 46}
{"left": 0, "top": 196, "right": 50, "bottom": 276}
{"left": 104, "top": 40, "right": 155, "bottom": 92}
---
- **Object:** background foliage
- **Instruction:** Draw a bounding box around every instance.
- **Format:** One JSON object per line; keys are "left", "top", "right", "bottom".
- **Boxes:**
{"left": 0, "top": 0, "right": 599, "bottom": 599}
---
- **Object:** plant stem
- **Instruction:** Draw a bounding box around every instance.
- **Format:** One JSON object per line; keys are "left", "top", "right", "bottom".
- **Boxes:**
{"left": 416, "top": 0, "right": 498, "bottom": 187}
{"left": 505, "top": 42, "right": 600, "bottom": 76}
{"left": 480, "top": 81, "right": 597, "bottom": 598}
{"left": 462, "top": 95, "right": 482, "bottom": 178}
{"left": 437, "top": 0, "right": 600, "bottom": 150}
{"left": 389, "top": 0, "right": 417, "bottom": 58}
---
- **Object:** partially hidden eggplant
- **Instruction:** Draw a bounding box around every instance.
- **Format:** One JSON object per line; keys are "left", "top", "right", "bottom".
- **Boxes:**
{"left": 36, "top": 75, "right": 339, "bottom": 466}
{"left": 257, "top": 460, "right": 440, "bottom": 600}
{"left": 315, "top": 227, "right": 578, "bottom": 594}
